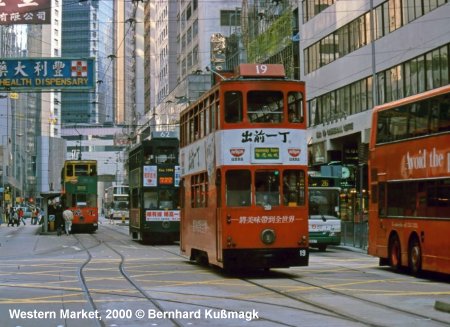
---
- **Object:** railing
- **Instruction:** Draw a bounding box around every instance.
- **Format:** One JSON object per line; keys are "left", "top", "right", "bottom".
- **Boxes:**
{"left": 341, "top": 221, "right": 368, "bottom": 251}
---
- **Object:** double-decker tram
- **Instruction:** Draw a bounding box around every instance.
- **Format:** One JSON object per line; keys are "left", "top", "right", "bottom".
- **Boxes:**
{"left": 104, "top": 185, "right": 129, "bottom": 220}
{"left": 61, "top": 160, "right": 98, "bottom": 233}
{"left": 308, "top": 175, "right": 341, "bottom": 251}
{"left": 128, "top": 131, "right": 180, "bottom": 243}
{"left": 179, "top": 64, "right": 309, "bottom": 271}
{"left": 368, "top": 84, "right": 450, "bottom": 275}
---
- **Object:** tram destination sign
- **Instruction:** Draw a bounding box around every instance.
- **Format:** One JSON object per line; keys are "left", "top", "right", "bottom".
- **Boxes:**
{"left": 0, "top": 58, "right": 95, "bottom": 91}
{"left": 254, "top": 147, "right": 280, "bottom": 160}
{"left": 0, "top": 0, "right": 51, "bottom": 25}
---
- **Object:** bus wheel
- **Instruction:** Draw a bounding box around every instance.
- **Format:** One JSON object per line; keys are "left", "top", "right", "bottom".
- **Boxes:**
{"left": 389, "top": 235, "right": 401, "bottom": 271}
{"left": 408, "top": 236, "right": 422, "bottom": 276}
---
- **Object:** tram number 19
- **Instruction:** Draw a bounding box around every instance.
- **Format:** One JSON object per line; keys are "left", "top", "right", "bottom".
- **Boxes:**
{"left": 106, "top": 309, "right": 133, "bottom": 319}
{"left": 299, "top": 249, "right": 307, "bottom": 257}
{"left": 256, "top": 64, "right": 268, "bottom": 74}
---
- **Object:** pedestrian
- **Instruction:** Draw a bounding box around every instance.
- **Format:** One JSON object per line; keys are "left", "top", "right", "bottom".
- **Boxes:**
{"left": 7, "top": 207, "right": 15, "bottom": 227}
{"left": 62, "top": 207, "right": 74, "bottom": 235}
{"left": 31, "top": 208, "right": 37, "bottom": 225}
{"left": 109, "top": 208, "right": 115, "bottom": 224}
{"left": 18, "top": 207, "right": 25, "bottom": 225}
{"left": 38, "top": 208, "right": 45, "bottom": 225}
{"left": 0, "top": 206, "right": 4, "bottom": 226}
{"left": 13, "top": 208, "right": 20, "bottom": 227}
{"left": 55, "top": 204, "right": 64, "bottom": 236}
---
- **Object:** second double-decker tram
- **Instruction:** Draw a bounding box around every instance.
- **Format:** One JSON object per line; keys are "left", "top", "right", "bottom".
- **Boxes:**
{"left": 128, "top": 131, "right": 180, "bottom": 243}
{"left": 179, "top": 64, "right": 309, "bottom": 271}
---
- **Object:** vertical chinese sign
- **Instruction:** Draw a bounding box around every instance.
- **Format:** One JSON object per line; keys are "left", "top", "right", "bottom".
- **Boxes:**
{"left": 0, "top": 58, "right": 95, "bottom": 91}
{"left": 0, "top": 0, "right": 51, "bottom": 25}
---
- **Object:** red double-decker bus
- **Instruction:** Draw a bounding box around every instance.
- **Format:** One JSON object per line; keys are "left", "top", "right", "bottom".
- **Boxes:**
{"left": 368, "top": 85, "right": 450, "bottom": 275}
{"left": 179, "top": 64, "right": 309, "bottom": 271}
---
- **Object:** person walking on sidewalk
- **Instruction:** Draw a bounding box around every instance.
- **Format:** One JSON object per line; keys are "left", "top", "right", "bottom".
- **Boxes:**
{"left": 109, "top": 208, "right": 115, "bottom": 224}
{"left": 0, "top": 206, "right": 4, "bottom": 226}
{"left": 18, "top": 207, "right": 25, "bottom": 225}
{"left": 62, "top": 207, "right": 74, "bottom": 235}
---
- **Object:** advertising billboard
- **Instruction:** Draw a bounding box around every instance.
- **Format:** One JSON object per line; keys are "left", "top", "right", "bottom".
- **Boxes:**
{"left": 0, "top": 58, "right": 95, "bottom": 91}
{"left": 0, "top": 0, "right": 51, "bottom": 25}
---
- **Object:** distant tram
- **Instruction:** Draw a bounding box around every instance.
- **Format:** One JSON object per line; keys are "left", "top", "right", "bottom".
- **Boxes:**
{"left": 128, "top": 131, "right": 180, "bottom": 243}
{"left": 368, "top": 84, "right": 450, "bottom": 275}
{"left": 179, "top": 64, "right": 309, "bottom": 271}
{"left": 61, "top": 160, "right": 98, "bottom": 233}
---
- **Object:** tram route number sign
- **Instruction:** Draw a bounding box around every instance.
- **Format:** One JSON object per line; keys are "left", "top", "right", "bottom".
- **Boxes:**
{"left": 254, "top": 147, "right": 279, "bottom": 160}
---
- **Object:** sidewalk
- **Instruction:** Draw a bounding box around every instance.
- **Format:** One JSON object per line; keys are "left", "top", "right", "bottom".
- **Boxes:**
{"left": 0, "top": 222, "right": 76, "bottom": 259}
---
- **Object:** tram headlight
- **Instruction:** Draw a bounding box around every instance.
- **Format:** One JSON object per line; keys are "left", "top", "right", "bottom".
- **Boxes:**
{"left": 298, "top": 235, "right": 307, "bottom": 245}
{"left": 261, "top": 229, "right": 276, "bottom": 245}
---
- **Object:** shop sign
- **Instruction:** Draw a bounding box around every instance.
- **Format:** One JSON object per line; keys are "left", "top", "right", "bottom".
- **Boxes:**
{"left": 0, "top": 58, "right": 95, "bottom": 90}
{"left": 0, "top": 0, "right": 51, "bottom": 25}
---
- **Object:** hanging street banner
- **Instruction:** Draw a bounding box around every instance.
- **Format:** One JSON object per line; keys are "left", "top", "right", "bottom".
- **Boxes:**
{"left": 0, "top": 58, "right": 96, "bottom": 91}
{"left": 0, "top": 0, "right": 51, "bottom": 25}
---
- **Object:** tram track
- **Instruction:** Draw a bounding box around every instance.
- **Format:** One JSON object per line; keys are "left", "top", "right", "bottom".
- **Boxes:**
{"left": 86, "top": 225, "right": 450, "bottom": 327}
{"left": 74, "top": 231, "right": 185, "bottom": 327}
{"left": 148, "top": 241, "right": 450, "bottom": 327}
{"left": 147, "top": 245, "right": 364, "bottom": 325}
{"left": 97, "top": 225, "right": 329, "bottom": 326}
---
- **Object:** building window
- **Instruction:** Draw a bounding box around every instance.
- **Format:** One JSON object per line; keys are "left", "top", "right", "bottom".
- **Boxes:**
{"left": 220, "top": 10, "right": 241, "bottom": 26}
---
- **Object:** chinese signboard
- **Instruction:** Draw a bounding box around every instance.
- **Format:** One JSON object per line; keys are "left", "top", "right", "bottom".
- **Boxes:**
{"left": 145, "top": 210, "right": 180, "bottom": 222}
{"left": 179, "top": 128, "right": 308, "bottom": 177}
{"left": 0, "top": 58, "right": 95, "bottom": 90}
{"left": 0, "top": 0, "right": 51, "bottom": 25}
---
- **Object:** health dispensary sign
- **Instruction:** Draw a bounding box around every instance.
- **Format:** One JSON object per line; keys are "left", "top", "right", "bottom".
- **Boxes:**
{"left": 0, "top": 58, "right": 95, "bottom": 91}
{"left": 0, "top": 0, "right": 51, "bottom": 25}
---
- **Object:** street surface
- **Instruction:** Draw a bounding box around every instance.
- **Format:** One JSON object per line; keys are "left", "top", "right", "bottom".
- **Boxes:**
{"left": 0, "top": 217, "right": 449, "bottom": 327}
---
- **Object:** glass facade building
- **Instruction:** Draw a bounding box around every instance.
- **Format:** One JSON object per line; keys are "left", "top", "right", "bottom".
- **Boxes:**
{"left": 62, "top": 0, "right": 115, "bottom": 125}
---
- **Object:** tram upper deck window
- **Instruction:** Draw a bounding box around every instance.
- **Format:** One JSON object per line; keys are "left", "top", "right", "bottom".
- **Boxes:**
{"left": 156, "top": 147, "right": 177, "bottom": 163}
{"left": 248, "top": 91, "right": 283, "bottom": 123}
{"left": 288, "top": 92, "right": 304, "bottom": 123}
{"left": 66, "top": 164, "right": 74, "bottom": 177}
{"left": 75, "top": 164, "right": 89, "bottom": 176}
{"left": 226, "top": 170, "right": 251, "bottom": 207}
{"left": 255, "top": 170, "right": 280, "bottom": 206}
{"left": 225, "top": 91, "right": 243, "bottom": 123}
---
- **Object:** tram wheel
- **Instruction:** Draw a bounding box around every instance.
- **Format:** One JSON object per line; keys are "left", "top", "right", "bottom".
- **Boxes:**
{"left": 389, "top": 234, "right": 402, "bottom": 271}
{"left": 408, "top": 236, "right": 422, "bottom": 276}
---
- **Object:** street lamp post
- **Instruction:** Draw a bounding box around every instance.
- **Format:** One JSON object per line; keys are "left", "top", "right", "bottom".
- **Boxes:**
{"left": 0, "top": 94, "right": 10, "bottom": 210}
